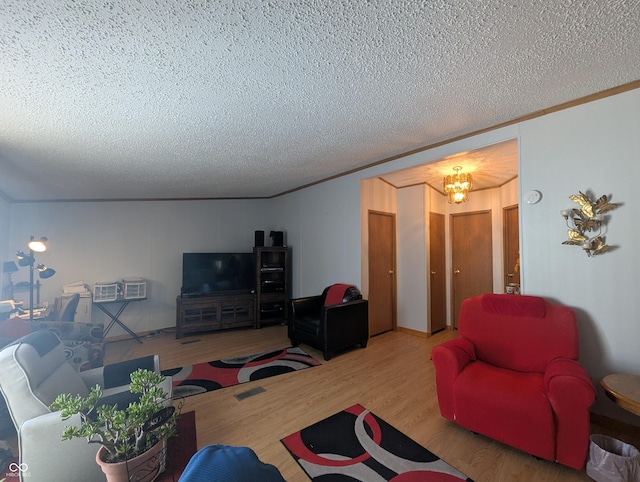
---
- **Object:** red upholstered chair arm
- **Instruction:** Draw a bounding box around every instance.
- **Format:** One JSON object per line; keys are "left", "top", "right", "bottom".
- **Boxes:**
{"left": 431, "top": 338, "right": 476, "bottom": 421}
{"left": 544, "top": 358, "right": 596, "bottom": 469}
{"left": 544, "top": 358, "right": 595, "bottom": 404}
{"left": 432, "top": 337, "right": 476, "bottom": 374}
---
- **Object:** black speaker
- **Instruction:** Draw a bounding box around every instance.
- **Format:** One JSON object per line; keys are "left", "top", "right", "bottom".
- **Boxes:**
{"left": 271, "top": 231, "right": 284, "bottom": 246}
{"left": 254, "top": 230, "right": 265, "bottom": 247}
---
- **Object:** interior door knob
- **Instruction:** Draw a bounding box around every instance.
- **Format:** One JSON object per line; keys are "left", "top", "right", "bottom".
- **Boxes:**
{"left": 453, "top": 269, "right": 461, "bottom": 274}
{"left": 431, "top": 271, "right": 436, "bottom": 275}
{"left": 389, "top": 270, "right": 394, "bottom": 275}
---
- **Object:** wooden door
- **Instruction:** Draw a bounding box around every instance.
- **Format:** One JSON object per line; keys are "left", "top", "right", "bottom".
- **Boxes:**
{"left": 368, "top": 211, "right": 396, "bottom": 336}
{"left": 503, "top": 205, "right": 520, "bottom": 290}
{"left": 429, "top": 212, "right": 446, "bottom": 333}
{"left": 451, "top": 211, "right": 493, "bottom": 328}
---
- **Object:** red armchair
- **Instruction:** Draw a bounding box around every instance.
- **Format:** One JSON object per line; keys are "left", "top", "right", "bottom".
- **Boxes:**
{"left": 431, "top": 294, "right": 595, "bottom": 470}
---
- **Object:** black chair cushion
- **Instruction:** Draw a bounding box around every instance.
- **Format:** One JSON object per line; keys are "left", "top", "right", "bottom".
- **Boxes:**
{"left": 294, "top": 317, "right": 320, "bottom": 336}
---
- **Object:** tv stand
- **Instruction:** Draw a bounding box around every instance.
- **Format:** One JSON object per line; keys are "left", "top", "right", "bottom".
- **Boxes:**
{"left": 175, "top": 292, "right": 255, "bottom": 338}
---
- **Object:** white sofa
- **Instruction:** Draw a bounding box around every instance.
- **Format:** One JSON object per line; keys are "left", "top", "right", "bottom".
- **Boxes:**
{"left": 0, "top": 330, "right": 172, "bottom": 482}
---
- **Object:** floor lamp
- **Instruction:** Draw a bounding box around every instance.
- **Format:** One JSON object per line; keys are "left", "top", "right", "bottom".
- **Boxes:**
{"left": 16, "top": 236, "right": 55, "bottom": 322}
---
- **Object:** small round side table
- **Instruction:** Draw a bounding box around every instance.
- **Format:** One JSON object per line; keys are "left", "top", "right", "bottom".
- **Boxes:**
{"left": 600, "top": 373, "right": 640, "bottom": 417}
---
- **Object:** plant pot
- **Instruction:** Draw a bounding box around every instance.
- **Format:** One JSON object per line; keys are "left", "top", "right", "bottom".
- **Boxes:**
{"left": 96, "top": 438, "right": 165, "bottom": 482}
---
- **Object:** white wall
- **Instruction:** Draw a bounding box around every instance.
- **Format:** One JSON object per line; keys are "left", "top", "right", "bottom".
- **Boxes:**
{"left": 273, "top": 175, "right": 364, "bottom": 297}
{"left": 519, "top": 88, "right": 640, "bottom": 423}
{"left": 397, "top": 185, "right": 428, "bottom": 332}
{"left": 7, "top": 199, "right": 276, "bottom": 336}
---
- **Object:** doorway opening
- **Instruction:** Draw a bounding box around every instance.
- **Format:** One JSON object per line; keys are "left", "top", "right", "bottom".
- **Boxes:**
{"left": 361, "top": 138, "right": 519, "bottom": 334}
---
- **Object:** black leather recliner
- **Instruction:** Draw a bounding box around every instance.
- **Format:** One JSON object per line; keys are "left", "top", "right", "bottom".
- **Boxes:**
{"left": 289, "top": 284, "right": 369, "bottom": 361}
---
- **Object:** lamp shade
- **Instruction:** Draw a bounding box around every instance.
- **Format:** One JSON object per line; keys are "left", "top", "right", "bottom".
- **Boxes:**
{"left": 39, "top": 268, "right": 56, "bottom": 279}
{"left": 28, "top": 236, "right": 48, "bottom": 252}
{"left": 16, "top": 251, "right": 34, "bottom": 267}
{"left": 36, "top": 264, "right": 56, "bottom": 279}
{"left": 2, "top": 261, "right": 18, "bottom": 274}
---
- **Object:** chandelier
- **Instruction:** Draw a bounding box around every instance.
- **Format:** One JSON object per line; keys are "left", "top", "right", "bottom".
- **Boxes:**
{"left": 443, "top": 166, "right": 472, "bottom": 204}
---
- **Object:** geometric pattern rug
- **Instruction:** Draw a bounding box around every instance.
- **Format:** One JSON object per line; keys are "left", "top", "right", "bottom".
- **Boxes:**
{"left": 161, "top": 346, "right": 320, "bottom": 399}
{"left": 281, "top": 404, "right": 474, "bottom": 481}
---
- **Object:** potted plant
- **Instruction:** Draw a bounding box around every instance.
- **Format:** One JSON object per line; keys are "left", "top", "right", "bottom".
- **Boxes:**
{"left": 50, "top": 368, "right": 179, "bottom": 482}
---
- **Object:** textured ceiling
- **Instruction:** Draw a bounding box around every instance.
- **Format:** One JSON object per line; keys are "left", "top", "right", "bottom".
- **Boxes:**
{"left": 1, "top": 1, "right": 639, "bottom": 202}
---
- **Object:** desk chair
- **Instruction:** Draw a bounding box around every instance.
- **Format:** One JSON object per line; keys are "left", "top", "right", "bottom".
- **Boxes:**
{"left": 45, "top": 293, "right": 80, "bottom": 322}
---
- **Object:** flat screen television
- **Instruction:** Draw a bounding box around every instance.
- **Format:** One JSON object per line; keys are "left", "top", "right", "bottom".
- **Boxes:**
{"left": 181, "top": 253, "right": 255, "bottom": 297}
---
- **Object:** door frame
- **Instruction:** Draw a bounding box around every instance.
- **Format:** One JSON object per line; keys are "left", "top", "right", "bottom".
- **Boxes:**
{"left": 503, "top": 204, "right": 520, "bottom": 291}
{"left": 429, "top": 211, "right": 446, "bottom": 335}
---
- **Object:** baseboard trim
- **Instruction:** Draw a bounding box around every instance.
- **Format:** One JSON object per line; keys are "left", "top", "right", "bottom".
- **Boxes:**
{"left": 105, "top": 328, "right": 175, "bottom": 342}
{"left": 591, "top": 411, "right": 640, "bottom": 439}
{"left": 396, "top": 326, "right": 428, "bottom": 338}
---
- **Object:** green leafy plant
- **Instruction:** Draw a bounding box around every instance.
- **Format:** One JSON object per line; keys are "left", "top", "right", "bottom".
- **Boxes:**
{"left": 50, "top": 369, "right": 179, "bottom": 463}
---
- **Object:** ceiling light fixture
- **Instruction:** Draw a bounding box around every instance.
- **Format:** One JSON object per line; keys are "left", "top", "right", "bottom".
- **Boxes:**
{"left": 443, "top": 166, "right": 473, "bottom": 204}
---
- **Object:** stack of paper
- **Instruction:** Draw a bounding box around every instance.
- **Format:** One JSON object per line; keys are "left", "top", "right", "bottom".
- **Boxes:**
{"left": 63, "top": 281, "right": 91, "bottom": 296}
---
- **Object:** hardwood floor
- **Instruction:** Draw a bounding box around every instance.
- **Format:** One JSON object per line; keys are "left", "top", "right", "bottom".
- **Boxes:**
{"left": 105, "top": 325, "right": 623, "bottom": 482}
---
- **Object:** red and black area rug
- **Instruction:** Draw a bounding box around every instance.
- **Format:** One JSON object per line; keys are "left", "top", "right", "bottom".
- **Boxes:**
{"left": 161, "top": 347, "right": 320, "bottom": 398}
{"left": 281, "top": 404, "right": 473, "bottom": 481}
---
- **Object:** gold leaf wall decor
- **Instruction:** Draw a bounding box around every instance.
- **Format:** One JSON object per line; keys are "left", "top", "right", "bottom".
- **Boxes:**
{"left": 561, "top": 191, "right": 619, "bottom": 257}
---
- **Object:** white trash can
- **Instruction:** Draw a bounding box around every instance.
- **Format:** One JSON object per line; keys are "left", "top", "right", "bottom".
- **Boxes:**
{"left": 586, "top": 434, "right": 640, "bottom": 482}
